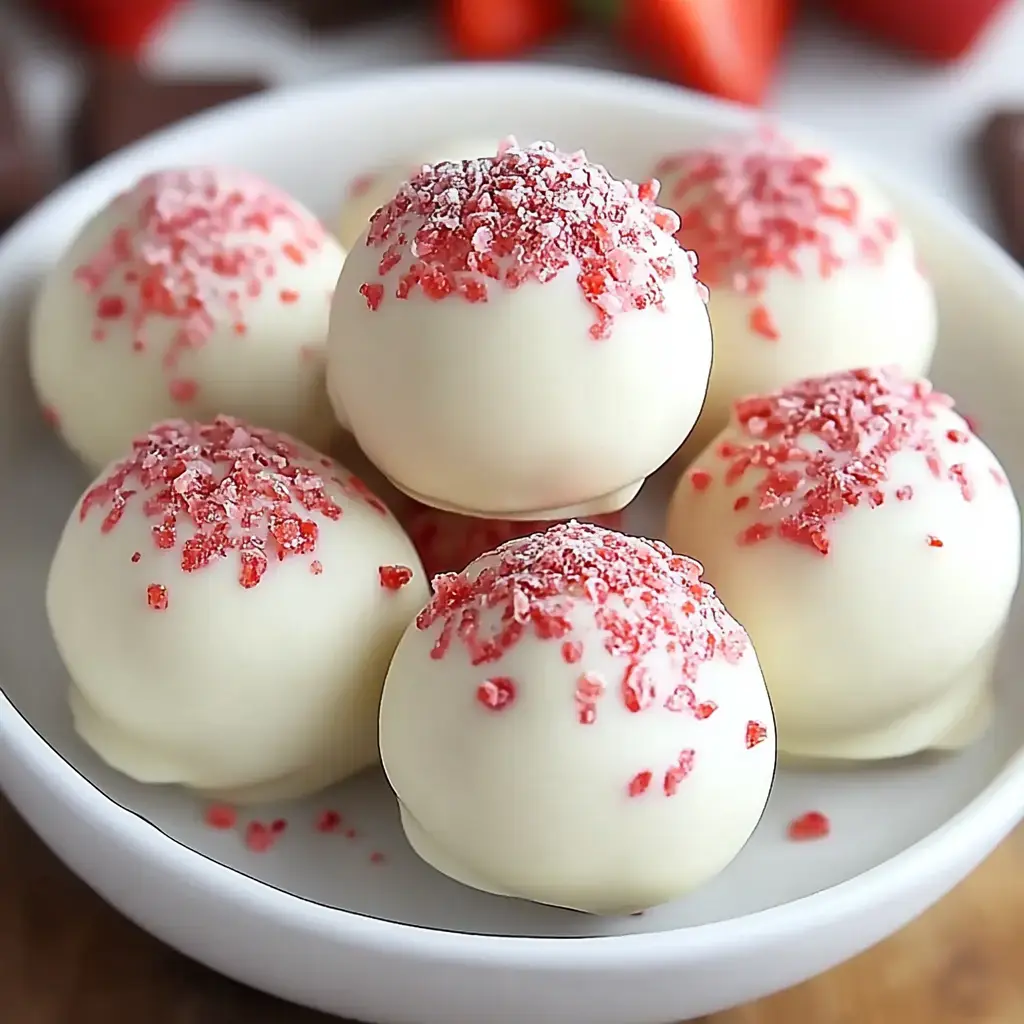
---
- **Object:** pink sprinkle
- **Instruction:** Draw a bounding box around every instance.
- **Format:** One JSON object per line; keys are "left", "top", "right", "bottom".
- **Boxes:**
{"left": 169, "top": 377, "right": 199, "bottom": 403}
{"left": 628, "top": 771, "right": 652, "bottom": 797}
{"left": 204, "top": 804, "right": 237, "bottom": 830}
{"left": 379, "top": 564, "right": 413, "bottom": 590}
{"left": 315, "top": 809, "right": 343, "bottom": 833}
{"left": 363, "top": 140, "right": 699, "bottom": 340}
{"left": 476, "top": 676, "right": 516, "bottom": 711}
{"left": 787, "top": 810, "right": 831, "bottom": 841}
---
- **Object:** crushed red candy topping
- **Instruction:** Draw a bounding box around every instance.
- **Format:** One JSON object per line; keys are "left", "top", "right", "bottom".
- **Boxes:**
{"left": 476, "top": 676, "right": 516, "bottom": 710}
{"left": 203, "top": 803, "right": 237, "bottom": 830}
{"left": 363, "top": 139, "right": 702, "bottom": 340}
{"left": 787, "top": 810, "right": 831, "bottom": 841}
{"left": 656, "top": 126, "right": 898, "bottom": 341}
{"left": 400, "top": 502, "right": 623, "bottom": 579}
{"left": 315, "top": 809, "right": 343, "bottom": 833}
{"left": 73, "top": 168, "right": 328, "bottom": 404}
{"left": 79, "top": 416, "right": 343, "bottom": 601}
{"left": 694, "top": 367, "right": 976, "bottom": 556}
{"left": 379, "top": 564, "right": 414, "bottom": 590}
{"left": 745, "top": 720, "right": 768, "bottom": 748}
{"left": 417, "top": 521, "right": 751, "bottom": 738}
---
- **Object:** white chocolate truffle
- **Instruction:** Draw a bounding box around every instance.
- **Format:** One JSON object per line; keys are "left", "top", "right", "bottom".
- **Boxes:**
{"left": 30, "top": 167, "right": 346, "bottom": 470}
{"left": 337, "top": 137, "right": 499, "bottom": 250}
{"left": 47, "top": 417, "right": 427, "bottom": 804}
{"left": 654, "top": 128, "right": 937, "bottom": 461}
{"left": 666, "top": 368, "right": 1021, "bottom": 761}
{"left": 328, "top": 140, "right": 713, "bottom": 521}
{"left": 380, "top": 522, "right": 776, "bottom": 915}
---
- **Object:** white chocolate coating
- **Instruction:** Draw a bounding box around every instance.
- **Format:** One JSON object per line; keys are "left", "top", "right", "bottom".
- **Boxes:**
{"left": 336, "top": 137, "right": 499, "bottom": 250}
{"left": 655, "top": 129, "right": 937, "bottom": 462}
{"left": 379, "top": 522, "right": 776, "bottom": 915}
{"left": 47, "top": 417, "right": 427, "bottom": 803}
{"left": 666, "top": 368, "right": 1021, "bottom": 761}
{"left": 328, "top": 141, "right": 713, "bottom": 521}
{"left": 30, "top": 167, "right": 346, "bottom": 471}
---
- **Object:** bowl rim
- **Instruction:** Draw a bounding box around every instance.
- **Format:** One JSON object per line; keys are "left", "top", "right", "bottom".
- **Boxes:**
{"left": 3, "top": 61, "right": 1024, "bottom": 969}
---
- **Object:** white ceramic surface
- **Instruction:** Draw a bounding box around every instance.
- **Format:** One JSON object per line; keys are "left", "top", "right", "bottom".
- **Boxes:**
{"left": 2, "top": 65, "right": 1024, "bottom": 1024}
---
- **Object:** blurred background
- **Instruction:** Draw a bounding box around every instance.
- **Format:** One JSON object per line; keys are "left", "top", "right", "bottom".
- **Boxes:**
{"left": 0, "top": 0, "right": 1023, "bottom": 249}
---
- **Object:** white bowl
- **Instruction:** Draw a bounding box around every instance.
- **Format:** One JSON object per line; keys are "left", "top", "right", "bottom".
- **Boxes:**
{"left": 2, "top": 64, "right": 1024, "bottom": 1024}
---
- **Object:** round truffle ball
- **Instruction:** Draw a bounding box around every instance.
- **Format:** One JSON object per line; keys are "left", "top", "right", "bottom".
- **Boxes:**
{"left": 380, "top": 521, "right": 776, "bottom": 915}
{"left": 30, "top": 167, "right": 346, "bottom": 470}
{"left": 337, "top": 137, "right": 499, "bottom": 250}
{"left": 47, "top": 417, "right": 427, "bottom": 804}
{"left": 666, "top": 367, "right": 1020, "bottom": 761}
{"left": 654, "top": 127, "right": 937, "bottom": 462}
{"left": 328, "top": 140, "right": 713, "bottom": 521}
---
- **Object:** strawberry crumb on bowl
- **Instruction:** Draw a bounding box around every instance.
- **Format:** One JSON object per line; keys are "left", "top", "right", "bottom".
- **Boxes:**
{"left": 46, "top": 415, "right": 429, "bottom": 805}
{"left": 327, "top": 138, "right": 714, "bottom": 522}
{"left": 667, "top": 366, "right": 1020, "bottom": 762}
{"left": 380, "top": 520, "right": 776, "bottom": 916}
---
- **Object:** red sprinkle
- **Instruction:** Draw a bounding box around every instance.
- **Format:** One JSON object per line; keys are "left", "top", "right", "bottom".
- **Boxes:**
{"left": 379, "top": 564, "right": 413, "bottom": 590}
{"left": 79, "top": 417, "right": 342, "bottom": 596}
{"left": 363, "top": 139, "right": 702, "bottom": 340}
{"left": 693, "top": 367, "right": 972, "bottom": 556}
{"left": 745, "top": 720, "right": 768, "bottom": 748}
{"left": 416, "top": 521, "right": 749, "bottom": 729}
{"left": 72, "top": 168, "right": 328, "bottom": 405}
{"left": 244, "top": 820, "right": 277, "bottom": 854}
{"left": 476, "top": 676, "right": 516, "bottom": 711}
{"left": 787, "top": 810, "right": 831, "bottom": 842}
{"left": 203, "top": 803, "right": 237, "bottom": 830}
{"left": 628, "top": 770, "right": 653, "bottom": 797}
{"left": 657, "top": 127, "right": 898, "bottom": 339}
{"left": 146, "top": 583, "right": 168, "bottom": 611}
{"left": 315, "top": 809, "right": 343, "bottom": 833}
{"left": 663, "top": 749, "right": 696, "bottom": 796}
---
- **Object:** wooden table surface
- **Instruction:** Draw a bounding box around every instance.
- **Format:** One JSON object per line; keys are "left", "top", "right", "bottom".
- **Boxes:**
{"left": 2, "top": 794, "right": 1023, "bottom": 1024}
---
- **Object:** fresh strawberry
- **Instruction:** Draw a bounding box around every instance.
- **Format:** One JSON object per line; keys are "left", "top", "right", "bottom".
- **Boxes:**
{"left": 34, "top": 0, "right": 184, "bottom": 59}
{"left": 587, "top": 0, "right": 793, "bottom": 107}
{"left": 825, "top": 0, "right": 1011, "bottom": 63}
{"left": 442, "top": 0, "right": 571, "bottom": 59}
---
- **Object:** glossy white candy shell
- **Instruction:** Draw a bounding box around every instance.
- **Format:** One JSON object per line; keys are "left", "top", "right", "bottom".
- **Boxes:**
{"left": 48, "top": 449, "right": 429, "bottom": 803}
{"left": 380, "top": 575, "right": 775, "bottom": 915}
{"left": 2, "top": 67, "right": 1024, "bottom": 1024}
{"left": 329, "top": 238, "right": 712, "bottom": 519}
{"left": 29, "top": 171, "right": 346, "bottom": 471}
{"left": 336, "top": 137, "right": 500, "bottom": 250}
{"left": 667, "top": 405, "right": 1021, "bottom": 760}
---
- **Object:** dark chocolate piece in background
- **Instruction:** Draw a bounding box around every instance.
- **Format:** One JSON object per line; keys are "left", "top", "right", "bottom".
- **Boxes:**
{"left": 979, "top": 110, "right": 1024, "bottom": 266}
{"left": 73, "top": 58, "right": 268, "bottom": 169}
{"left": 0, "top": 66, "right": 53, "bottom": 231}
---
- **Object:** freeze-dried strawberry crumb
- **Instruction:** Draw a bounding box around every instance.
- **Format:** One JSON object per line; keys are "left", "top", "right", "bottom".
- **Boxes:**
{"left": 315, "top": 809, "right": 343, "bottom": 833}
{"left": 628, "top": 770, "right": 652, "bottom": 797}
{"left": 787, "top": 810, "right": 830, "bottom": 841}
{"left": 379, "top": 564, "right": 413, "bottom": 590}
{"left": 691, "top": 367, "right": 976, "bottom": 555}
{"left": 363, "top": 139, "right": 703, "bottom": 339}
{"left": 745, "top": 720, "right": 768, "bottom": 748}
{"left": 416, "top": 521, "right": 749, "bottom": 729}
{"left": 203, "top": 803, "right": 237, "bottom": 830}
{"left": 79, "top": 416, "right": 343, "bottom": 598}
{"left": 73, "top": 168, "right": 328, "bottom": 404}
{"left": 476, "top": 676, "right": 516, "bottom": 710}
{"left": 656, "top": 127, "right": 899, "bottom": 341}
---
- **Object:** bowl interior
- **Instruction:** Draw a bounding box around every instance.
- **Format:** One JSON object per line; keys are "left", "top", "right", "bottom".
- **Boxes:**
{"left": 1, "top": 68, "right": 1023, "bottom": 940}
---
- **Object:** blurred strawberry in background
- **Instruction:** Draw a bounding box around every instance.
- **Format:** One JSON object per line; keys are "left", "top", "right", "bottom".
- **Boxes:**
{"left": 26, "top": 0, "right": 1016, "bottom": 104}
